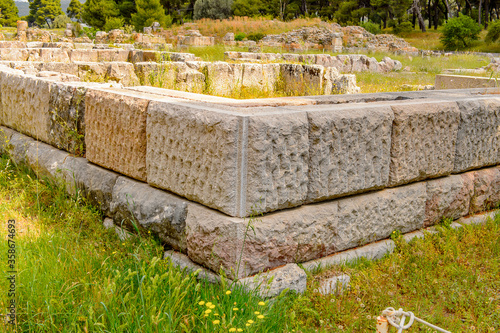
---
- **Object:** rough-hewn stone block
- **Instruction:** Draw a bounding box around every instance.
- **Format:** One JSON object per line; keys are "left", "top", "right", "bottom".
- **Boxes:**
{"left": 85, "top": 88, "right": 150, "bottom": 181}
{"left": 0, "top": 48, "right": 29, "bottom": 61}
{"left": 470, "top": 166, "right": 500, "bottom": 213}
{"left": 38, "top": 48, "right": 70, "bottom": 62}
{"left": 146, "top": 100, "right": 241, "bottom": 216}
{"left": 110, "top": 176, "right": 188, "bottom": 251}
{"left": 0, "top": 72, "right": 51, "bottom": 143}
{"left": 280, "top": 64, "right": 323, "bottom": 95}
{"left": 306, "top": 104, "right": 393, "bottom": 202}
{"left": 424, "top": 173, "right": 474, "bottom": 227}
{"left": 187, "top": 182, "right": 425, "bottom": 279}
{"left": 454, "top": 99, "right": 500, "bottom": 172}
{"left": 389, "top": 101, "right": 460, "bottom": 186}
{"left": 69, "top": 49, "right": 99, "bottom": 62}
{"left": 96, "top": 49, "right": 130, "bottom": 62}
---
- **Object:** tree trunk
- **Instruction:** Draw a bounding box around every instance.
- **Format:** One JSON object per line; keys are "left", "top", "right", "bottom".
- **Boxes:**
{"left": 428, "top": 0, "right": 432, "bottom": 29}
{"left": 485, "top": 0, "right": 490, "bottom": 28}
{"left": 414, "top": 0, "right": 427, "bottom": 32}
{"left": 442, "top": 0, "right": 450, "bottom": 20}
{"left": 479, "top": 0, "right": 483, "bottom": 25}
{"left": 433, "top": 0, "right": 439, "bottom": 29}
{"left": 413, "top": 7, "right": 417, "bottom": 28}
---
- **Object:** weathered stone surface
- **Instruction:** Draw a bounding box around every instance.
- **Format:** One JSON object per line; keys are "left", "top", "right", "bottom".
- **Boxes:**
{"left": 110, "top": 176, "right": 188, "bottom": 250}
{"left": 435, "top": 74, "right": 498, "bottom": 89}
{"left": 204, "top": 62, "right": 243, "bottom": 96}
{"left": 48, "top": 82, "right": 88, "bottom": 155}
{"left": 146, "top": 100, "right": 241, "bottom": 216}
{"left": 389, "top": 101, "right": 460, "bottom": 186}
{"left": 458, "top": 210, "right": 499, "bottom": 225}
{"left": 24, "top": 139, "right": 70, "bottom": 182}
{"left": 187, "top": 182, "right": 425, "bottom": 279}
{"left": 335, "top": 182, "right": 426, "bottom": 250}
{"left": 0, "top": 72, "right": 51, "bottom": 143}
{"left": 306, "top": 104, "right": 393, "bottom": 202}
{"left": 70, "top": 49, "right": 99, "bottom": 62}
{"left": 0, "top": 48, "right": 29, "bottom": 61}
{"left": 85, "top": 88, "right": 149, "bottom": 181}
{"left": 238, "top": 264, "right": 307, "bottom": 298}
{"left": 0, "top": 126, "right": 15, "bottom": 153}
{"left": 470, "top": 166, "right": 500, "bottom": 213}
{"left": 245, "top": 111, "right": 309, "bottom": 215}
{"left": 164, "top": 250, "right": 222, "bottom": 283}
{"left": 424, "top": 173, "right": 474, "bottom": 227}
{"left": 316, "top": 274, "right": 350, "bottom": 295}
{"left": 3, "top": 132, "right": 32, "bottom": 165}
{"left": 97, "top": 49, "right": 129, "bottom": 62}
{"left": 38, "top": 48, "right": 70, "bottom": 62}
{"left": 38, "top": 62, "right": 79, "bottom": 76}
{"left": 106, "top": 62, "right": 140, "bottom": 86}
{"left": 454, "top": 99, "right": 500, "bottom": 173}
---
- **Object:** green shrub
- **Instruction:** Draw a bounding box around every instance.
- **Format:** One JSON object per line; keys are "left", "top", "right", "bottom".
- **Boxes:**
{"left": 52, "top": 14, "right": 72, "bottom": 28}
{"left": 103, "top": 17, "right": 124, "bottom": 32}
{"left": 440, "top": 14, "right": 482, "bottom": 49}
{"left": 247, "top": 32, "right": 264, "bottom": 41}
{"left": 361, "top": 21, "right": 380, "bottom": 35}
{"left": 485, "top": 20, "right": 500, "bottom": 44}
{"left": 234, "top": 32, "right": 245, "bottom": 41}
{"left": 392, "top": 21, "right": 413, "bottom": 35}
{"left": 193, "top": 0, "right": 233, "bottom": 20}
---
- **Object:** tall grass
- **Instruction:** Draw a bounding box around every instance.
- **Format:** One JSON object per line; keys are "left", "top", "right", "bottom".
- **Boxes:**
{"left": 0, "top": 155, "right": 293, "bottom": 332}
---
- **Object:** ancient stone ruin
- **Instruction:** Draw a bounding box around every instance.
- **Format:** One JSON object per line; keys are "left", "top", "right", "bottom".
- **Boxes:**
{"left": 1, "top": 56, "right": 500, "bottom": 287}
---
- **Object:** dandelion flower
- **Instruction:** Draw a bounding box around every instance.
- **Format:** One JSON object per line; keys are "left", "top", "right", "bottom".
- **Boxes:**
{"left": 254, "top": 311, "right": 260, "bottom": 315}
{"left": 209, "top": 304, "right": 215, "bottom": 309}
{"left": 246, "top": 324, "right": 250, "bottom": 327}
{"left": 214, "top": 313, "right": 219, "bottom": 316}
{"left": 198, "top": 301, "right": 205, "bottom": 306}
{"left": 360, "top": 303, "right": 365, "bottom": 308}
{"left": 258, "top": 301, "right": 265, "bottom": 306}
{"left": 213, "top": 320, "right": 220, "bottom": 325}
{"left": 112, "top": 251, "right": 117, "bottom": 254}
{"left": 233, "top": 308, "right": 239, "bottom": 311}
{"left": 237, "top": 329, "right": 243, "bottom": 332}
{"left": 229, "top": 329, "right": 236, "bottom": 332}
{"left": 206, "top": 302, "right": 213, "bottom": 307}
{"left": 247, "top": 320, "right": 254, "bottom": 324}
{"left": 205, "top": 309, "right": 212, "bottom": 314}
{"left": 226, "top": 290, "right": 232, "bottom": 295}
{"left": 204, "top": 314, "right": 208, "bottom": 317}
{"left": 257, "top": 315, "right": 264, "bottom": 319}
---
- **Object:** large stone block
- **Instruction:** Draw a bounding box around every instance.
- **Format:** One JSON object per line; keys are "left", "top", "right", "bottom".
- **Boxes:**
{"left": 389, "top": 101, "right": 460, "bottom": 186}
{"left": 0, "top": 72, "right": 51, "bottom": 143}
{"left": 146, "top": 100, "right": 242, "bottom": 216}
{"left": 204, "top": 62, "right": 243, "bottom": 96}
{"left": 96, "top": 49, "right": 130, "bottom": 62}
{"left": 48, "top": 82, "right": 88, "bottom": 155}
{"left": 85, "top": 88, "right": 150, "bottom": 181}
{"left": 187, "top": 182, "right": 425, "bottom": 279}
{"left": 280, "top": 64, "right": 323, "bottom": 95}
{"left": 454, "top": 99, "right": 500, "bottom": 173}
{"left": 69, "top": 49, "right": 99, "bottom": 62}
{"left": 106, "top": 62, "right": 140, "bottom": 86}
{"left": 109, "top": 176, "right": 188, "bottom": 251}
{"left": 470, "top": 166, "right": 500, "bottom": 213}
{"left": 424, "top": 173, "right": 474, "bottom": 227}
{"left": 306, "top": 104, "right": 393, "bottom": 202}
{"left": 0, "top": 48, "right": 29, "bottom": 61}
{"left": 245, "top": 111, "right": 309, "bottom": 214}
{"left": 38, "top": 48, "right": 70, "bottom": 62}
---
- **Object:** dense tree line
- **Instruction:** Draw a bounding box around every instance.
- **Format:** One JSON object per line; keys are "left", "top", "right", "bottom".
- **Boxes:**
{"left": 0, "top": 0, "right": 499, "bottom": 32}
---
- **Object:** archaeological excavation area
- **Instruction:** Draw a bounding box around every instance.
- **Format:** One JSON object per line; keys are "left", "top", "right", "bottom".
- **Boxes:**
{"left": 0, "top": 43, "right": 499, "bottom": 289}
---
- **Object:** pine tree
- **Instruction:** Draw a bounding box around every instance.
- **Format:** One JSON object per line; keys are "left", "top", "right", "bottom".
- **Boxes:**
{"left": 0, "top": 0, "right": 19, "bottom": 27}
{"left": 131, "top": 0, "right": 167, "bottom": 30}
{"left": 28, "top": 0, "right": 64, "bottom": 27}
{"left": 82, "top": 0, "right": 120, "bottom": 30}
{"left": 66, "top": 0, "right": 83, "bottom": 22}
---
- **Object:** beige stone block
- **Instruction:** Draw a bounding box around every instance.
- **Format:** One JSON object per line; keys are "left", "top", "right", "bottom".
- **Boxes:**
{"left": 146, "top": 100, "right": 241, "bottom": 216}
{"left": 306, "top": 104, "right": 393, "bottom": 202}
{"left": 97, "top": 49, "right": 130, "bottom": 62}
{"left": 0, "top": 72, "right": 51, "bottom": 142}
{"left": 454, "top": 98, "right": 500, "bottom": 172}
{"left": 38, "top": 48, "right": 70, "bottom": 62}
{"left": 106, "top": 62, "right": 140, "bottom": 86}
{"left": 435, "top": 74, "right": 497, "bottom": 89}
{"left": 424, "top": 173, "right": 474, "bottom": 227}
{"left": 389, "top": 101, "right": 460, "bottom": 186}
{"left": 0, "top": 48, "right": 29, "bottom": 61}
{"left": 470, "top": 166, "right": 500, "bottom": 213}
{"left": 69, "top": 49, "right": 98, "bottom": 62}
{"left": 85, "top": 88, "right": 150, "bottom": 181}
{"left": 280, "top": 64, "right": 324, "bottom": 95}
{"left": 203, "top": 62, "right": 243, "bottom": 96}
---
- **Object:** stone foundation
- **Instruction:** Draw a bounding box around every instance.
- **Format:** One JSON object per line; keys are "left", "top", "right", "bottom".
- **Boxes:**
{"left": 0, "top": 65, "right": 499, "bottom": 281}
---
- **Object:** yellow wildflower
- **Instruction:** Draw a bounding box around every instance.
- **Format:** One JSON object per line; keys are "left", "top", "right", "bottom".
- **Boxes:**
{"left": 205, "top": 309, "right": 212, "bottom": 314}
{"left": 257, "top": 315, "right": 264, "bottom": 319}
{"left": 209, "top": 304, "right": 215, "bottom": 309}
{"left": 247, "top": 320, "right": 254, "bottom": 324}
{"left": 254, "top": 311, "right": 260, "bottom": 315}
{"left": 229, "top": 329, "right": 236, "bottom": 332}
{"left": 226, "top": 290, "right": 232, "bottom": 295}
{"left": 206, "top": 302, "right": 213, "bottom": 307}
{"left": 233, "top": 308, "right": 239, "bottom": 311}
{"left": 258, "top": 301, "right": 266, "bottom": 306}
{"left": 213, "top": 320, "right": 220, "bottom": 325}
{"left": 237, "top": 329, "right": 243, "bottom": 332}
{"left": 198, "top": 301, "right": 205, "bottom": 306}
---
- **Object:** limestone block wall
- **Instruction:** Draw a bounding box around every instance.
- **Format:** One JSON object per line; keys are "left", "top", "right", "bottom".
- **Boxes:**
{"left": 1, "top": 65, "right": 500, "bottom": 279}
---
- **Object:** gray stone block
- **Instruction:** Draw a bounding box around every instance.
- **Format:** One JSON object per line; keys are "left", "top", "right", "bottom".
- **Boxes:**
{"left": 0, "top": 126, "right": 14, "bottom": 153}
{"left": 146, "top": 100, "right": 242, "bottom": 216}
{"left": 316, "top": 274, "right": 350, "bottom": 295}
{"left": 424, "top": 173, "right": 474, "bottom": 227}
{"left": 110, "top": 176, "right": 188, "bottom": 251}
{"left": 389, "top": 101, "right": 460, "bottom": 186}
{"left": 470, "top": 166, "right": 500, "bottom": 213}
{"left": 238, "top": 264, "right": 307, "bottom": 298}
{"left": 306, "top": 104, "right": 393, "bottom": 202}
{"left": 164, "top": 250, "right": 222, "bottom": 284}
{"left": 454, "top": 99, "right": 500, "bottom": 173}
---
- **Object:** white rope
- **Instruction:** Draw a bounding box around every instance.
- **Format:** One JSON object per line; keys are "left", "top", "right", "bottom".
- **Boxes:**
{"left": 380, "top": 307, "right": 452, "bottom": 333}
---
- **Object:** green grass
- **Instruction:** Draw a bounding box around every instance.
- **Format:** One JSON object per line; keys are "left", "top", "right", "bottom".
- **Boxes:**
{"left": 0, "top": 153, "right": 499, "bottom": 332}
{"left": 0, "top": 155, "right": 292, "bottom": 332}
